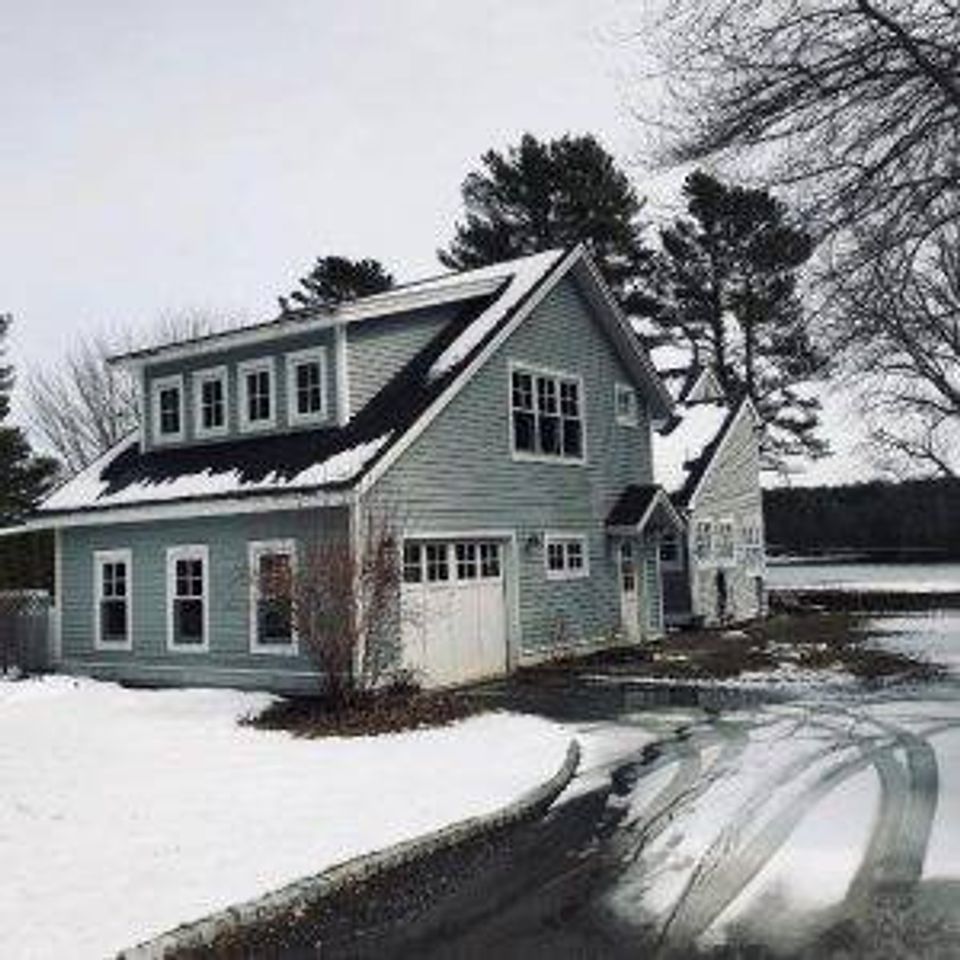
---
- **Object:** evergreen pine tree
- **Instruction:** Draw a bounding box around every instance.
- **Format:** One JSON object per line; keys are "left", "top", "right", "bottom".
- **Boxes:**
{"left": 649, "top": 171, "right": 824, "bottom": 464}
{"left": 280, "top": 256, "right": 394, "bottom": 313}
{"left": 0, "top": 315, "right": 58, "bottom": 523}
{"left": 440, "top": 133, "right": 657, "bottom": 319}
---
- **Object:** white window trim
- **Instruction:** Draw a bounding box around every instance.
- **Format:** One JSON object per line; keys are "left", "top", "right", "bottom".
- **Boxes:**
{"left": 248, "top": 539, "right": 299, "bottom": 655}
{"left": 237, "top": 357, "right": 277, "bottom": 432}
{"left": 285, "top": 346, "right": 329, "bottom": 427}
{"left": 192, "top": 365, "right": 229, "bottom": 439}
{"left": 151, "top": 374, "right": 185, "bottom": 445}
{"left": 716, "top": 516, "right": 736, "bottom": 565}
{"left": 693, "top": 518, "right": 714, "bottom": 567}
{"left": 544, "top": 533, "right": 590, "bottom": 581}
{"left": 93, "top": 548, "right": 133, "bottom": 651}
{"left": 166, "top": 544, "right": 210, "bottom": 653}
{"left": 614, "top": 382, "right": 639, "bottom": 427}
{"left": 508, "top": 361, "right": 587, "bottom": 466}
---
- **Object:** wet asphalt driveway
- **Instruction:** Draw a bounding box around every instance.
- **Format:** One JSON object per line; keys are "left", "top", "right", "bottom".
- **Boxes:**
{"left": 345, "top": 612, "right": 960, "bottom": 960}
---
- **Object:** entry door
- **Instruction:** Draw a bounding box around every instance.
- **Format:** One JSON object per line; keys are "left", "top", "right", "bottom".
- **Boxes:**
{"left": 619, "top": 540, "right": 642, "bottom": 643}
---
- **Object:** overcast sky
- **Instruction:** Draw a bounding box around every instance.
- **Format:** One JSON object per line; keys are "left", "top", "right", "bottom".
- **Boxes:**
{"left": 2, "top": 0, "right": 870, "bottom": 485}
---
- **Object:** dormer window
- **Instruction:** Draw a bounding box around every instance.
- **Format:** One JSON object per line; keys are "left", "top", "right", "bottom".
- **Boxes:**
{"left": 193, "top": 366, "right": 228, "bottom": 439}
{"left": 286, "top": 347, "right": 328, "bottom": 426}
{"left": 238, "top": 358, "right": 276, "bottom": 432}
{"left": 151, "top": 375, "right": 184, "bottom": 444}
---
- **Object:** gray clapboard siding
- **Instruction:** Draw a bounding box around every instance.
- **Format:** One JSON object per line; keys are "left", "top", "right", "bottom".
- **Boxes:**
{"left": 369, "top": 276, "right": 654, "bottom": 655}
{"left": 60, "top": 507, "right": 348, "bottom": 685}
{"left": 142, "top": 328, "right": 337, "bottom": 451}
{"left": 688, "top": 404, "right": 765, "bottom": 622}
{"left": 346, "top": 305, "right": 451, "bottom": 415}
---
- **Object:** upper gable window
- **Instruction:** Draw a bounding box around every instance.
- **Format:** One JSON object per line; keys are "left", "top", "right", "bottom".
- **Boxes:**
{"left": 193, "top": 366, "right": 228, "bottom": 439}
{"left": 510, "top": 365, "right": 584, "bottom": 462}
{"left": 286, "top": 347, "right": 328, "bottom": 427}
{"left": 615, "top": 383, "right": 639, "bottom": 427}
{"left": 152, "top": 375, "right": 184, "bottom": 444}
{"left": 238, "top": 358, "right": 276, "bottom": 432}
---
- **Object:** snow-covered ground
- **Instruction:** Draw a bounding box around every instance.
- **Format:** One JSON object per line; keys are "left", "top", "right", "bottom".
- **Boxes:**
{"left": 0, "top": 677, "right": 570, "bottom": 960}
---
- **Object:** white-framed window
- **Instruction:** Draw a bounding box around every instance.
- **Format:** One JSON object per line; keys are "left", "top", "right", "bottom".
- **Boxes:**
{"left": 166, "top": 545, "right": 209, "bottom": 652}
{"left": 151, "top": 374, "right": 184, "bottom": 444}
{"left": 716, "top": 518, "right": 736, "bottom": 564}
{"left": 741, "top": 516, "right": 765, "bottom": 570}
{"left": 660, "top": 531, "right": 684, "bottom": 570}
{"left": 402, "top": 539, "right": 503, "bottom": 586}
{"left": 544, "top": 534, "right": 589, "bottom": 580}
{"left": 93, "top": 549, "right": 132, "bottom": 650}
{"left": 238, "top": 358, "right": 276, "bottom": 432}
{"left": 693, "top": 519, "right": 714, "bottom": 565}
{"left": 285, "top": 347, "right": 328, "bottom": 426}
{"left": 248, "top": 539, "right": 297, "bottom": 654}
{"left": 614, "top": 382, "right": 639, "bottom": 427}
{"left": 193, "top": 366, "right": 229, "bottom": 439}
{"left": 510, "top": 363, "right": 585, "bottom": 462}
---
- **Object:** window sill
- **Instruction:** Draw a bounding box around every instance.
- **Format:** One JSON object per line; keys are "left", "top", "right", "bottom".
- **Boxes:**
{"left": 511, "top": 451, "right": 586, "bottom": 467}
{"left": 250, "top": 643, "right": 299, "bottom": 656}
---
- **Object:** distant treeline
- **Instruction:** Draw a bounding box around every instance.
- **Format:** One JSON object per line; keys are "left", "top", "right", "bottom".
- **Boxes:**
{"left": 764, "top": 478, "right": 960, "bottom": 557}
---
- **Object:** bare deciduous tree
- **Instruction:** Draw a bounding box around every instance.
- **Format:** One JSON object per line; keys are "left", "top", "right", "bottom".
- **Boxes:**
{"left": 27, "top": 309, "right": 234, "bottom": 475}
{"left": 645, "top": 0, "right": 960, "bottom": 267}
{"left": 256, "top": 514, "right": 404, "bottom": 708}
{"left": 835, "top": 223, "right": 960, "bottom": 476}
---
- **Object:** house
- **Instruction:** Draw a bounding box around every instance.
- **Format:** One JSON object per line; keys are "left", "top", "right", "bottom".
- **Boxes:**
{"left": 22, "top": 246, "right": 686, "bottom": 691}
{"left": 649, "top": 344, "right": 767, "bottom": 626}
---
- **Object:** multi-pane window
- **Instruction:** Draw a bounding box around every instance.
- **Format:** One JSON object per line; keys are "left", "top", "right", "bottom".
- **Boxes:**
{"left": 194, "top": 367, "right": 227, "bottom": 438}
{"left": 716, "top": 519, "right": 736, "bottom": 563}
{"left": 286, "top": 348, "right": 327, "bottom": 425}
{"left": 455, "top": 543, "right": 478, "bottom": 580}
{"left": 167, "top": 546, "right": 208, "bottom": 650}
{"left": 152, "top": 375, "right": 184, "bottom": 443}
{"left": 660, "top": 531, "right": 683, "bottom": 570}
{"left": 94, "top": 550, "right": 131, "bottom": 649}
{"left": 425, "top": 543, "right": 450, "bottom": 582}
{"left": 511, "top": 367, "right": 584, "bottom": 460}
{"left": 239, "top": 359, "right": 275, "bottom": 430}
{"left": 742, "top": 517, "right": 765, "bottom": 570}
{"left": 694, "top": 520, "right": 714, "bottom": 564}
{"left": 402, "top": 540, "right": 502, "bottom": 585}
{"left": 249, "top": 541, "right": 296, "bottom": 652}
{"left": 620, "top": 542, "right": 637, "bottom": 592}
{"left": 544, "top": 535, "right": 589, "bottom": 580}
{"left": 615, "top": 383, "right": 639, "bottom": 427}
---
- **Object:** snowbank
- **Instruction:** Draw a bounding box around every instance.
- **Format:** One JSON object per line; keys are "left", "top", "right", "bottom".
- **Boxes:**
{"left": 0, "top": 677, "right": 569, "bottom": 959}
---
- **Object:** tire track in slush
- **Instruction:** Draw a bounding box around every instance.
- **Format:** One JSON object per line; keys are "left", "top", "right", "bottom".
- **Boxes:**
{"left": 655, "top": 707, "right": 949, "bottom": 954}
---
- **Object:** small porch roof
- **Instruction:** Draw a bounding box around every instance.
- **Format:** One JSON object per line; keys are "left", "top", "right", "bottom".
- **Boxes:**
{"left": 606, "top": 484, "right": 686, "bottom": 537}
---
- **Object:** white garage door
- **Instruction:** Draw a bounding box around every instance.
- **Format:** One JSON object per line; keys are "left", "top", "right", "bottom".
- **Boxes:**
{"left": 401, "top": 539, "right": 508, "bottom": 688}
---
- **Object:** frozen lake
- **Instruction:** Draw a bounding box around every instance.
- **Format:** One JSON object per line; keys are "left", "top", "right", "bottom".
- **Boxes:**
{"left": 767, "top": 559, "right": 960, "bottom": 594}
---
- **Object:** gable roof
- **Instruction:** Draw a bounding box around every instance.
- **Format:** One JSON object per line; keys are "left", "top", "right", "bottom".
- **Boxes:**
{"left": 36, "top": 246, "right": 674, "bottom": 525}
{"left": 653, "top": 395, "right": 758, "bottom": 508}
{"left": 606, "top": 484, "right": 685, "bottom": 535}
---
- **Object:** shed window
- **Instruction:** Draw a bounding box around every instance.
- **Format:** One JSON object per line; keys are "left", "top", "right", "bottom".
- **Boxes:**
{"left": 403, "top": 542, "right": 423, "bottom": 583}
{"left": 194, "top": 367, "right": 228, "bottom": 438}
{"left": 716, "top": 519, "right": 736, "bottom": 563}
{"left": 694, "top": 520, "right": 714, "bottom": 564}
{"left": 615, "top": 383, "right": 639, "bottom": 426}
{"left": 151, "top": 375, "right": 184, "bottom": 443}
{"left": 425, "top": 543, "right": 449, "bottom": 582}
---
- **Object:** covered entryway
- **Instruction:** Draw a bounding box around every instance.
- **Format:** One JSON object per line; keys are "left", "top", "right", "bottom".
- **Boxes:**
{"left": 607, "top": 485, "right": 685, "bottom": 643}
{"left": 400, "top": 538, "right": 509, "bottom": 687}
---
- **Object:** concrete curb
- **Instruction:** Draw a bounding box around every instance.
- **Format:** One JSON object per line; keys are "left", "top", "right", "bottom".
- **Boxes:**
{"left": 117, "top": 738, "right": 581, "bottom": 959}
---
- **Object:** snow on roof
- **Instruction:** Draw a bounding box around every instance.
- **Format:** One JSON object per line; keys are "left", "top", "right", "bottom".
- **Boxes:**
{"left": 649, "top": 343, "right": 695, "bottom": 374}
{"left": 39, "top": 434, "right": 392, "bottom": 514}
{"left": 38, "top": 251, "right": 568, "bottom": 517}
{"left": 653, "top": 402, "right": 731, "bottom": 499}
{"left": 428, "top": 249, "right": 565, "bottom": 379}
